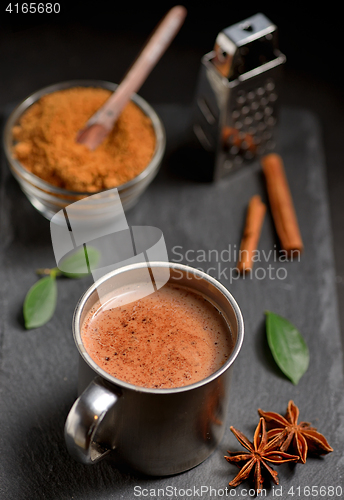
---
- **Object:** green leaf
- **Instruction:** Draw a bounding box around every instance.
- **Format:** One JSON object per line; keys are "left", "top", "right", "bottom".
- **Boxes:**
{"left": 23, "top": 276, "right": 57, "bottom": 329}
{"left": 265, "top": 311, "right": 309, "bottom": 385}
{"left": 59, "top": 246, "right": 100, "bottom": 278}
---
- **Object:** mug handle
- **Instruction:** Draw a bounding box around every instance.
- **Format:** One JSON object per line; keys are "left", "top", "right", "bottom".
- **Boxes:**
{"left": 64, "top": 376, "right": 120, "bottom": 464}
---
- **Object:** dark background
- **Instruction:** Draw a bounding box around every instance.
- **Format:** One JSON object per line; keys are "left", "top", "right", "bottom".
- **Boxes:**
{"left": 1, "top": 1, "right": 343, "bottom": 346}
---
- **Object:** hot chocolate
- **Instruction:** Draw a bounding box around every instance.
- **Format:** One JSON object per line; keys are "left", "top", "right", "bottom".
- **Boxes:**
{"left": 81, "top": 283, "right": 233, "bottom": 389}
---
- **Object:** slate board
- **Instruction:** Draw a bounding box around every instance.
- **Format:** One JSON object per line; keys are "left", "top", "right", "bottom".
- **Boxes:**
{"left": 0, "top": 105, "right": 343, "bottom": 500}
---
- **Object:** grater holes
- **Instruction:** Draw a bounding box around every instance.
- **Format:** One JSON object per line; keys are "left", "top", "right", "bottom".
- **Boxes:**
{"left": 241, "top": 139, "right": 250, "bottom": 151}
{"left": 265, "top": 116, "right": 276, "bottom": 126}
{"left": 230, "top": 145, "right": 240, "bottom": 155}
{"left": 260, "top": 97, "right": 268, "bottom": 107}
{"left": 262, "top": 130, "right": 272, "bottom": 141}
{"left": 224, "top": 159, "right": 233, "bottom": 170}
{"left": 254, "top": 111, "right": 263, "bottom": 121}
{"left": 244, "top": 150, "right": 254, "bottom": 160}
{"left": 234, "top": 155, "right": 243, "bottom": 165}
{"left": 236, "top": 95, "right": 246, "bottom": 105}
{"left": 265, "top": 79, "right": 275, "bottom": 91}
{"left": 236, "top": 90, "right": 246, "bottom": 105}
{"left": 227, "top": 77, "right": 278, "bottom": 161}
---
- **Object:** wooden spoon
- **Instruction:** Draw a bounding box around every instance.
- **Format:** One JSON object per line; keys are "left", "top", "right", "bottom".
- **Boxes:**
{"left": 76, "top": 5, "right": 187, "bottom": 150}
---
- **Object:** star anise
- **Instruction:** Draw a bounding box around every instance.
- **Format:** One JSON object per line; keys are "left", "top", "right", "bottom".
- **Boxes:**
{"left": 258, "top": 400, "right": 333, "bottom": 464}
{"left": 225, "top": 417, "right": 299, "bottom": 493}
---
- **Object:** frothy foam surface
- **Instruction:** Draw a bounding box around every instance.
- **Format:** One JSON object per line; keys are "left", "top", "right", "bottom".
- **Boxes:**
{"left": 81, "top": 283, "right": 233, "bottom": 389}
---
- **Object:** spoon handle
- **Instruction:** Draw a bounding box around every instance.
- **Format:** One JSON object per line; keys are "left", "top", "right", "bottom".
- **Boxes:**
{"left": 77, "top": 6, "right": 187, "bottom": 149}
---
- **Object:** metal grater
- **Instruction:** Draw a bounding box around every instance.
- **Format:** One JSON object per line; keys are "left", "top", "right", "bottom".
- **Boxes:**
{"left": 192, "top": 13, "right": 286, "bottom": 180}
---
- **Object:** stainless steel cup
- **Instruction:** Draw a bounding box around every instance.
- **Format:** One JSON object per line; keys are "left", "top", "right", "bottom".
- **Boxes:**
{"left": 65, "top": 262, "right": 244, "bottom": 475}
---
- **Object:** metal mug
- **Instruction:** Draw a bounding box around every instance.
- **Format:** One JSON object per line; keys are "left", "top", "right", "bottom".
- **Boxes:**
{"left": 65, "top": 262, "right": 244, "bottom": 476}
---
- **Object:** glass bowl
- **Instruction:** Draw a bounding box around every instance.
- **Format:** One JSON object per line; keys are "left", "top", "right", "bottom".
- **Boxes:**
{"left": 3, "top": 80, "right": 166, "bottom": 220}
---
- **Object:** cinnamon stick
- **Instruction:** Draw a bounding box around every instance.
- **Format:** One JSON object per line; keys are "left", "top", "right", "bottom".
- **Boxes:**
{"left": 222, "top": 126, "right": 257, "bottom": 154}
{"left": 261, "top": 153, "right": 303, "bottom": 256}
{"left": 237, "top": 195, "right": 266, "bottom": 273}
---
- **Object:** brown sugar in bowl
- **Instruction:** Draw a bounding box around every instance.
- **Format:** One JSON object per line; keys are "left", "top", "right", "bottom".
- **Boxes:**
{"left": 11, "top": 87, "right": 156, "bottom": 192}
{"left": 3, "top": 80, "right": 166, "bottom": 220}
